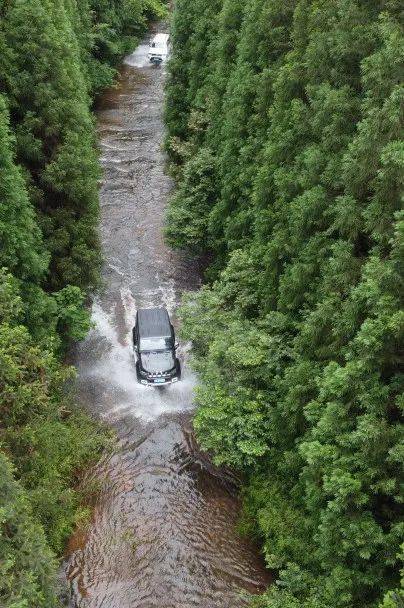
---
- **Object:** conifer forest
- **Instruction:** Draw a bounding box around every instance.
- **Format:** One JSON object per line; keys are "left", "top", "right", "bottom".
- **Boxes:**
{"left": 165, "top": 0, "right": 403, "bottom": 606}
{"left": 0, "top": 1, "right": 166, "bottom": 605}
{"left": 0, "top": 0, "right": 403, "bottom": 606}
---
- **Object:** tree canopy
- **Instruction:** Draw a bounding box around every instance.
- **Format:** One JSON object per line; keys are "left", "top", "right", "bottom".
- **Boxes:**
{"left": 0, "top": 0, "right": 166, "bottom": 604}
{"left": 165, "top": 0, "right": 403, "bottom": 606}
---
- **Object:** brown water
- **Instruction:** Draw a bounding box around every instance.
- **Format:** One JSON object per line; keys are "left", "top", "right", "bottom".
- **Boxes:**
{"left": 64, "top": 35, "right": 270, "bottom": 608}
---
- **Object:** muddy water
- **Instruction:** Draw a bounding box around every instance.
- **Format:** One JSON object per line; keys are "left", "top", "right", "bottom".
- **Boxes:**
{"left": 64, "top": 36, "right": 270, "bottom": 608}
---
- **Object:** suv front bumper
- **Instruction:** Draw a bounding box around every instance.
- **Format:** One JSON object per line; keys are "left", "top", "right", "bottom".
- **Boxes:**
{"left": 139, "top": 376, "right": 179, "bottom": 386}
{"left": 135, "top": 360, "right": 181, "bottom": 386}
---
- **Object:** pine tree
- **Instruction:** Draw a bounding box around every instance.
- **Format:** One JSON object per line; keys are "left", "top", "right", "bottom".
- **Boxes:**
{"left": 0, "top": 0, "right": 101, "bottom": 292}
{"left": 165, "top": 0, "right": 404, "bottom": 605}
{"left": 0, "top": 95, "right": 48, "bottom": 282}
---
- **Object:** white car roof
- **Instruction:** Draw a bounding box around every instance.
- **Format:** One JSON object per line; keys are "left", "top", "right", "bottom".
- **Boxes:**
{"left": 150, "top": 33, "right": 169, "bottom": 45}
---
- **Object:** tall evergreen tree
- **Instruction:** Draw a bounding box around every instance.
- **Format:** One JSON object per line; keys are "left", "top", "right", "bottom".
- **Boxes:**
{"left": 0, "top": 0, "right": 101, "bottom": 291}
{"left": 0, "top": 0, "right": 166, "bottom": 601}
{"left": 165, "top": 1, "right": 404, "bottom": 606}
{"left": 0, "top": 95, "right": 48, "bottom": 282}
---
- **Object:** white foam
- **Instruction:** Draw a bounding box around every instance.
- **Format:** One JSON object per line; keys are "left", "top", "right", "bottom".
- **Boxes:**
{"left": 159, "top": 281, "right": 177, "bottom": 316}
{"left": 108, "top": 263, "right": 125, "bottom": 278}
{"left": 77, "top": 298, "right": 196, "bottom": 423}
{"left": 124, "top": 44, "right": 151, "bottom": 69}
{"left": 124, "top": 41, "right": 170, "bottom": 69}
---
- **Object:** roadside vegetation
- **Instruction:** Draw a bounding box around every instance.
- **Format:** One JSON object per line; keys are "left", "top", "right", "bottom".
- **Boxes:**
{"left": 0, "top": 1, "right": 166, "bottom": 605}
{"left": 164, "top": 1, "right": 403, "bottom": 606}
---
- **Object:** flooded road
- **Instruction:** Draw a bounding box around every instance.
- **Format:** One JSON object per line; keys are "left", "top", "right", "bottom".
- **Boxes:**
{"left": 64, "top": 35, "right": 270, "bottom": 608}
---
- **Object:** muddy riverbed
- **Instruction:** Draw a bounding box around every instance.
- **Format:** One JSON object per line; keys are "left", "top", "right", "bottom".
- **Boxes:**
{"left": 64, "top": 34, "right": 270, "bottom": 608}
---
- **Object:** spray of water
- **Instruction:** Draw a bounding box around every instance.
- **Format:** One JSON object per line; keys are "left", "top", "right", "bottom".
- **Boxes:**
{"left": 76, "top": 298, "right": 196, "bottom": 424}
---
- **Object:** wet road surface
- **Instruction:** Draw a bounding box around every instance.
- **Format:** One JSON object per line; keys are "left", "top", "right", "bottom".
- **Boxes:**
{"left": 64, "top": 34, "right": 270, "bottom": 608}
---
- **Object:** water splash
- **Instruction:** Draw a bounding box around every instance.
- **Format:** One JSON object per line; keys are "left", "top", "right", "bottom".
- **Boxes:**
{"left": 124, "top": 43, "right": 151, "bottom": 69}
{"left": 76, "top": 300, "right": 195, "bottom": 423}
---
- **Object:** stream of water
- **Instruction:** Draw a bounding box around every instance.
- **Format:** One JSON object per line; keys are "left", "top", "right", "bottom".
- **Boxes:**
{"left": 64, "top": 34, "right": 270, "bottom": 608}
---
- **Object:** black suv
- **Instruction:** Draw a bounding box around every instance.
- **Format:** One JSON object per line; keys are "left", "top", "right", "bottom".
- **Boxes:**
{"left": 133, "top": 308, "right": 181, "bottom": 386}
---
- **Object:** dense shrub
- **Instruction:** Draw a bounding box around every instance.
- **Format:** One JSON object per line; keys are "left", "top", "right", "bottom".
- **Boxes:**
{"left": 0, "top": 452, "right": 59, "bottom": 608}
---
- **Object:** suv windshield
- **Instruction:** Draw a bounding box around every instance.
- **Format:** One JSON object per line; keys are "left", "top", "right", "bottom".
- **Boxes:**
{"left": 139, "top": 337, "right": 172, "bottom": 352}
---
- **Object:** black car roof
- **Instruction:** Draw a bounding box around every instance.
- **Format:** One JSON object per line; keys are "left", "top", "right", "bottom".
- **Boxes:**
{"left": 137, "top": 308, "right": 172, "bottom": 338}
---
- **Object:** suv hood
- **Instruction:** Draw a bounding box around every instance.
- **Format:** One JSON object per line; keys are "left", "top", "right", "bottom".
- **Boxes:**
{"left": 140, "top": 351, "right": 175, "bottom": 373}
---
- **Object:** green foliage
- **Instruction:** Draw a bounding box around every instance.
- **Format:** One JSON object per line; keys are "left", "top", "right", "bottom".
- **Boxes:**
{"left": 0, "top": 0, "right": 166, "bottom": 601}
{"left": 0, "top": 0, "right": 101, "bottom": 292}
{"left": 0, "top": 96, "right": 48, "bottom": 283}
{"left": 378, "top": 555, "right": 404, "bottom": 608}
{"left": 165, "top": 147, "right": 216, "bottom": 252}
{"left": 0, "top": 271, "right": 109, "bottom": 554}
{"left": 54, "top": 285, "right": 92, "bottom": 342}
{"left": 0, "top": 452, "right": 59, "bottom": 608}
{"left": 166, "top": 1, "right": 404, "bottom": 606}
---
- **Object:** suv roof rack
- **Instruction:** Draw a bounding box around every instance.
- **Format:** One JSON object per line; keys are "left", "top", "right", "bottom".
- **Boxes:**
{"left": 137, "top": 308, "right": 171, "bottom": 338}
